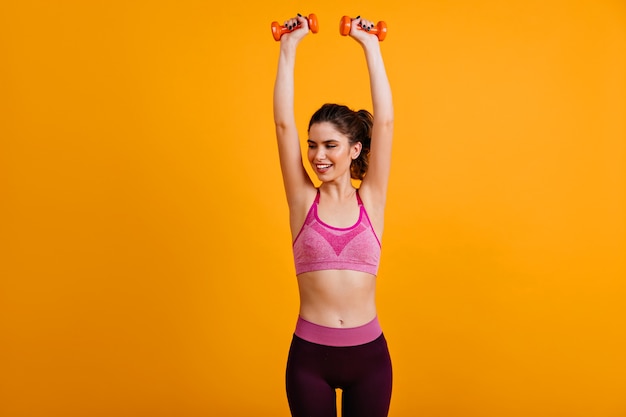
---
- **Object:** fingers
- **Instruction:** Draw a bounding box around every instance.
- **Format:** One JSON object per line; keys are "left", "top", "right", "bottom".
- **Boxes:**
{"left": 283, "top": 14, "right": 307, "bottom": 31}
{"left": 348, "top": 15, "right": 387, "bottom": 41}
{"left": 355, "top": 16, "right": 375, "bottom": 32}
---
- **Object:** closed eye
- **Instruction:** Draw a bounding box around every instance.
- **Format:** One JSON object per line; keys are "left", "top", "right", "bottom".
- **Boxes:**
{"left": 308, "top": 140, "right": 339, "bottom": 149}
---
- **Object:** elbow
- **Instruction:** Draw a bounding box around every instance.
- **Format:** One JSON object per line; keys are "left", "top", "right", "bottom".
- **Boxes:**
{"left": 274, "top": 118, "right": 288, "bottom": 128}
{"left": 374, "top": 108, "right": 394, "bottom": 128}
{"left": 273, "top": 112, "right": 292, "bottom": 130}
{"left": 274, "top": 120, "right": 290, "bottom": 135}
{"left": 378, "top": 116, "right": 394, "bottom": 130}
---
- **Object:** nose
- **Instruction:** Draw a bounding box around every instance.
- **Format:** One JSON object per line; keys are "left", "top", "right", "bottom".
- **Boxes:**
{"left": 313, "top": 148, "right": 325, "bottom": 161}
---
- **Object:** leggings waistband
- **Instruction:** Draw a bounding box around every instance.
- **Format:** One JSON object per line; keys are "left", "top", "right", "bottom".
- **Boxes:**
{"left": 294, "top": 316, "right": 382, "bottom": 347}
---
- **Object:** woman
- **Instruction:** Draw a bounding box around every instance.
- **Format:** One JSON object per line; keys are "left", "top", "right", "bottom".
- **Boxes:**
{"left": 273, "top": 13, "right": 394, "bottom": 417}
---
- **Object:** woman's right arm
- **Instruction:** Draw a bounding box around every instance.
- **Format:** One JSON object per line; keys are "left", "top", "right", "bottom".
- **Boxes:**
{"left": 273, "top": 15, "right": 315, "bottom": 210}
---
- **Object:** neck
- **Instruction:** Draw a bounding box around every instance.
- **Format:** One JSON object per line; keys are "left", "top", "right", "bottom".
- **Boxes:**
{"left": 319, "top": 181, "right": 357, "bottom": 202}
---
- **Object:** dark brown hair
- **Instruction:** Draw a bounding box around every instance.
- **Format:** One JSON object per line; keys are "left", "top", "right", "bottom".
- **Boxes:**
{"left": 308, "top": 103, "right": 373, "bottom": 180}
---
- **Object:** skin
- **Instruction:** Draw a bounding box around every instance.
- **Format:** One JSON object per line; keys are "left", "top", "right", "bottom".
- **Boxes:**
{"left": 273, "top": 15, "right": 393, "bottom": 328}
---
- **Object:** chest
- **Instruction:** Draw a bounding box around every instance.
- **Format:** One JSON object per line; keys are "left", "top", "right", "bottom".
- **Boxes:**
{"left": 316, "top": 201, "right": 361, "bottom": 229}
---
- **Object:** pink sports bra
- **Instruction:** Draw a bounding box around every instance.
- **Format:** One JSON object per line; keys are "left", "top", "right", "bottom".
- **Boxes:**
{"left": 292, "top": 190, "right": 381, "bottom": 276}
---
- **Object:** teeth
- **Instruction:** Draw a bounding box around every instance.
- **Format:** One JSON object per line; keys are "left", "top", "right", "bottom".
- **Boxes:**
{"left": 317, "top": 164, "right": 332, "bottom": 169}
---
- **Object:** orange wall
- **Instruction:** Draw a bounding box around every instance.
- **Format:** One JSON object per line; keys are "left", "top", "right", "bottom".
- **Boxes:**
{"left": 1, "top": 1, "right": 625, "bottom": 416}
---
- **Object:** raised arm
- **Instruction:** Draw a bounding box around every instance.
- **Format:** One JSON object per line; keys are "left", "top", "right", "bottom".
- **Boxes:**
{"left": 349, "top": 17, "right": 394, "bottom": 206}
{"left": 273, "top": 15, "right": 315, "bottom": 210}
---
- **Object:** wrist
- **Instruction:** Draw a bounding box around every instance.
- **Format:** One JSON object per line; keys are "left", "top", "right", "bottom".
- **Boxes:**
{"left": 280, "top": 39, "right": 299, "bottom": 55}
{"left": 361, "top": 39, "right": 381, "bottom": 54}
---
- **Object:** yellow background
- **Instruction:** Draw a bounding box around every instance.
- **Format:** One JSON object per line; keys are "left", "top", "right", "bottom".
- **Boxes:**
{"left": 1, "top": 0, "right": 625, "bottom": 416}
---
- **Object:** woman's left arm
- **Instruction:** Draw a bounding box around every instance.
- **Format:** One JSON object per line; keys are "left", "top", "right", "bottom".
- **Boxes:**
{"left": 351, "top": 17, "right": 394, "bottom": 205}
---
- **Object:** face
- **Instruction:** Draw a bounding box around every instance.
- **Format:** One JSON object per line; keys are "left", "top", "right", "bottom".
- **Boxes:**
{"left": 307, "top": 122, "right": 362, "bottom": 182}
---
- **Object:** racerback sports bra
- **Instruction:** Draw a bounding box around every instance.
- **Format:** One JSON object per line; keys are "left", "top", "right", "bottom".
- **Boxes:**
{"left": 292, "top": 190, "right": 381, "bottom": 276}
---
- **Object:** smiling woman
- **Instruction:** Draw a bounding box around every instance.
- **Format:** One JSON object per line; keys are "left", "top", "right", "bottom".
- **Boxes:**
{"left": 3, "top": 1, "right": 624, "bottom": 416}
{"left": 272, "top": 12, "right": 394, "bottom": 417}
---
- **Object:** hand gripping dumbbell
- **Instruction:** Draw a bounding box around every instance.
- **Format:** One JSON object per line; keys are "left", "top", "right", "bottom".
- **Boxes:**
{"left": 271, "top": 14, "right": 319, "bottom": 41}
{"left": 339, "top": 15, "right": 387, "bottom": 41}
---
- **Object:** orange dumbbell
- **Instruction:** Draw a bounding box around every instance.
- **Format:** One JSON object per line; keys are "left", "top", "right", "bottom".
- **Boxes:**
{"left": 339, "top": 15, "right": 387, "bottom": 41}
{"left": 271, "top": 13, "right": 319, "bottom": 41}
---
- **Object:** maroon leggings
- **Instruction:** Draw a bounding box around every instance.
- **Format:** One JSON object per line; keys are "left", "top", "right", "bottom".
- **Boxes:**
{"left": 285, "top": 334, "right": 393, "bottom": 417}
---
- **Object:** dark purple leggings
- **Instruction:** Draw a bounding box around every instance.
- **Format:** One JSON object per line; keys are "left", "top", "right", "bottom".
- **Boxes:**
{"left": 285, "top": 333, "right": 393, "bottom": 417}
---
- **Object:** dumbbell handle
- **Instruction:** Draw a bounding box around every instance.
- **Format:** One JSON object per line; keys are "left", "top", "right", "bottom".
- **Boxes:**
{"left": 339, "top": 16, "right": 387, "bottom": 41}
{"left": 271, "top": 14, "right": 319, "bottom": 41}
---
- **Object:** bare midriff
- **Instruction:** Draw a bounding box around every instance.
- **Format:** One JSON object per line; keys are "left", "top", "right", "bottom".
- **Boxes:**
{"left": 296, "top": 269, "right": 377, "bottom": 328}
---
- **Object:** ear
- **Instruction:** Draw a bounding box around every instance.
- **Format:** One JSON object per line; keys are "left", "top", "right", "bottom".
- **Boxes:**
{"left": 351, "top": 142, "right": 363, "bottom": 160}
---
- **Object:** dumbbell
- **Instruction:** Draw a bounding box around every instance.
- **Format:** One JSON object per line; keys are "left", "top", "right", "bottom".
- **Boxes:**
{"left": 339, "top": 15, "right": 387, "bottom": 41}
{"left": 271, "top": 14, "right": 319, "bottom": 41}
